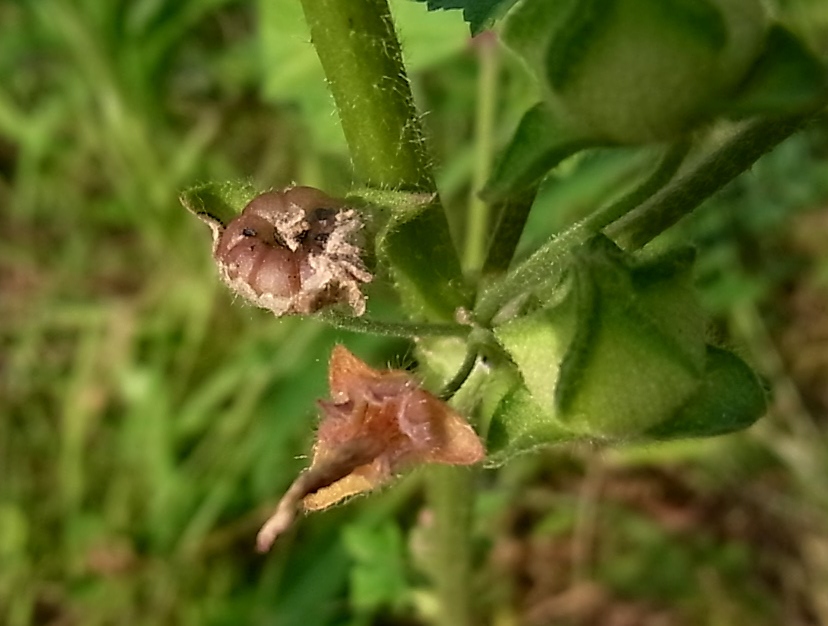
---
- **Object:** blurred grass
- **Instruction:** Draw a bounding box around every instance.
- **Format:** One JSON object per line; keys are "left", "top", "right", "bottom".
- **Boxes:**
{"left": 0, "top": 1, "right": 407, "bottom": 623}
{"left": 2, "top": 0, "right": 828, "bottom": 625}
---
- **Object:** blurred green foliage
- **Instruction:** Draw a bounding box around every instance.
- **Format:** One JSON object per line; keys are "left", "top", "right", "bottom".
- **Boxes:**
{"left": 2, "top": 0, "right": 828, "bottom": 624}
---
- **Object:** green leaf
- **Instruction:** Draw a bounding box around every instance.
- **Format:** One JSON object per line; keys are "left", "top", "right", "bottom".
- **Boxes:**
{"left": 481, "top": 102, "right": 602, "bottom": 203}
{"left": 342, "top": 521, "right": 410, "bottom": 613}
{"left": 644, "top": 346, "right": 767, "bottom": 440}
{"left": 726, "top": 24, "right": 828, "bottom": 117}
{"left": 494, "top": 237, "right": 707, "bottom": 439}
{"left": 413, "top": 0, "right": 521, "bottom": 34}
{"left": 481, "top": 188, "right": 538, "bottom": 274}
{"left": 544, "top": 0, "right": 616, "bottom": 90}
{"left": 179, "top": 179, "right": 258, "bottom": 227}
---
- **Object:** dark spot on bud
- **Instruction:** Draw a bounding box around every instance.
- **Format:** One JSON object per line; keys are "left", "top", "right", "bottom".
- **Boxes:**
{"left": 242, "top": 227, "right": 256, "bottom": 237}
{"left": 312, "top": 207, "right": 337, "bottom": 222}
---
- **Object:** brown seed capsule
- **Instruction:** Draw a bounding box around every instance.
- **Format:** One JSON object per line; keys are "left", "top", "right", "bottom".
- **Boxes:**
{"left": 200, "top": 186, "right": 371, "bottom": 316}
{"left": 255, "top": 345, "right": 486, "bottom": 551}
{"left": 305, "top": 345, "right": 486, "bottom": 509}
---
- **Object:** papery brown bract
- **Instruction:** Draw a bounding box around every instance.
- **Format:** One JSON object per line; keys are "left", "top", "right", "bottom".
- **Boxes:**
{"left": 255, "top": 345, "right": 485, "bottom": 551}
{"left": 303, "top": 345, "right": 485, "bottom": 510}
{"left": 197, "top": 186, "right": 372, "bottom": 317}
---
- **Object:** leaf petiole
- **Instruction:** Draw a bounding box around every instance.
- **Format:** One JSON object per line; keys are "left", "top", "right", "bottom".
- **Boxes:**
{"left": 315, "top": 309, "right": 471, "bottom": 339}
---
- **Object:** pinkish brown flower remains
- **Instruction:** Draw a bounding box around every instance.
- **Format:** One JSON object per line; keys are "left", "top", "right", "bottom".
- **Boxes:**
{"left": 195, "top": 186, "right": 372, "bottom": 316}
{"left": 256, "top": 345, "right": 485, "bottom": 552}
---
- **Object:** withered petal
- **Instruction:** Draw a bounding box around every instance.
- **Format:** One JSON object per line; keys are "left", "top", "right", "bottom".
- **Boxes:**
{"left": 303, "top": 464, "right": 383, "bottom": 511}
{"left": 311, "top": 347, "right": 485, "bottom": 505}
{"left": 424, "top": 409, "right": 486, "bottom": 465}
{"left": 328, "top": 344, "right": 385, "bottom": 403}
{"left": 256, "top": 346, "right": 486, "bottom": 551}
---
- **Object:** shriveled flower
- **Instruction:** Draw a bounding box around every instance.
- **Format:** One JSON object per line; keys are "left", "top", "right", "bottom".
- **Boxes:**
{"left": 195, "top": 186, "right": 372, "bottom": 316}
{"left": 256, "top": 345, "right": 485, "bottom": 551}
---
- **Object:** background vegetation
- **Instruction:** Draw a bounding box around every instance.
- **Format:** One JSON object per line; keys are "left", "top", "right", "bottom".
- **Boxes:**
{"left": 2, "top": 0, "right": 828, "bottom": 624}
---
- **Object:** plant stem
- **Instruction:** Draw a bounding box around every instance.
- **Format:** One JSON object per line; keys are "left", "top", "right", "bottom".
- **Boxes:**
{"left": 301, "top": 0, "right": 468, "bottom": 323}
{"left": 438, "top": 347, "right": 479, "bottom": 401}
{"left": 607, "top": 114, "right": 815, "bottom": 250}
{"left": 475, "top": 140, "right": 690, "bottom": 323}
{"left": 464, "top": 34, "right": 499, "bottom": 274}
{"left": 315, "top": 310, "right": 471, "bottom": 339}
{"left": 298, "top": 0, "right": 433, "bottom": 191}
{"left": 476, "top": 110, "right": 822, "bottom": 323}
{"left": 426, "top": 465, "right": 475, "bottom": 626}
{"left": 584, "top": 138, "right": 691, "bottom": 234}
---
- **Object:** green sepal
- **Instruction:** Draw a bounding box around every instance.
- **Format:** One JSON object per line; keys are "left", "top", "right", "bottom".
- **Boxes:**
{"left": 544, "top": 0, "right": 616, "bottom": 90}
{"left": 644, "top": 346, "right": 767, "bottom": 440}
{"left": 495, "top": 237, "right": 707, "bottom": 439}
{"left": 485, "top": 383, "right": 579, "bottom": 466}
{"left": 651, "top": 0, "right": 727, "bottom": 49}
{"left": 553, "top": 262, "right": 599, "bottom": 412}
{"left": 501, "top": 0, "right": 767, "bottom": 144}
{"left": 501, "top": 0, "right": 574, "bottom": 78}
{"left": 348, "top": 189, "right": 472, "bottom": 322}
{"left": 179, "top": 180, "right": 258, "bottom": 228}
{"left": 725, "top": 24, "right": 828, "bottom": 118}
{"left": 485, "top": 346, "right": 766, "bottom": 464}
{"left": 558, "top": 296, "right": 702, "bottom": 437}
{"left": 538, "top": 0, "right": 731, "bottom": 92}
{"left": 629, "top": 246, "right": 707, "bottom": 367}
{"left": 481, "top": 102, "right": 603, "bottom": 203}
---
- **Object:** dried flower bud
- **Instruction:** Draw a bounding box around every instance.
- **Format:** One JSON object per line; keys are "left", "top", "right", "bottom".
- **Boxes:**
{"left": 200, "top": 186, "right": 372, "bottom": 316}
{"left": 256, "top": 345, "right": 485, "bottom": 551}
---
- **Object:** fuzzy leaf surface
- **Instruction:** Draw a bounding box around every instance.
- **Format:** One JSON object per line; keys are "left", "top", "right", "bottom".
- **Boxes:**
{"left": 726, "top": 24, "right": 828, "bottom": 117}
{"left": 482, "top": 102, "right": 601, "bottom": 203}
{"left": 486, "top": 383, "right": 578, "bottom": 465}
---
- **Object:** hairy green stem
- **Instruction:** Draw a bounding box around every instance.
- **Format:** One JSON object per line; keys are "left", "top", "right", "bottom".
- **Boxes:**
{"left": 425, "top": 465, "right": 475, "bottom": 626}
{"left": 585, "top": 138, "right": 691, "bottom": 234}
{"left": 438, "top": 348, "right": 479, "bottom": 401}
{"left": 298, "top": 0, "right": 433, "bottom": 191}
{"left": 607, "top": 114, "right": 814, "bottom": 250}
{"left": 476, "top": 111, "right": 821, "bottom": 323}
{"left": 475, "top": 140, "right": 691, "bottom": 322}
{"left": 315, "top": 310, "right": 471, "bottom": 339}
